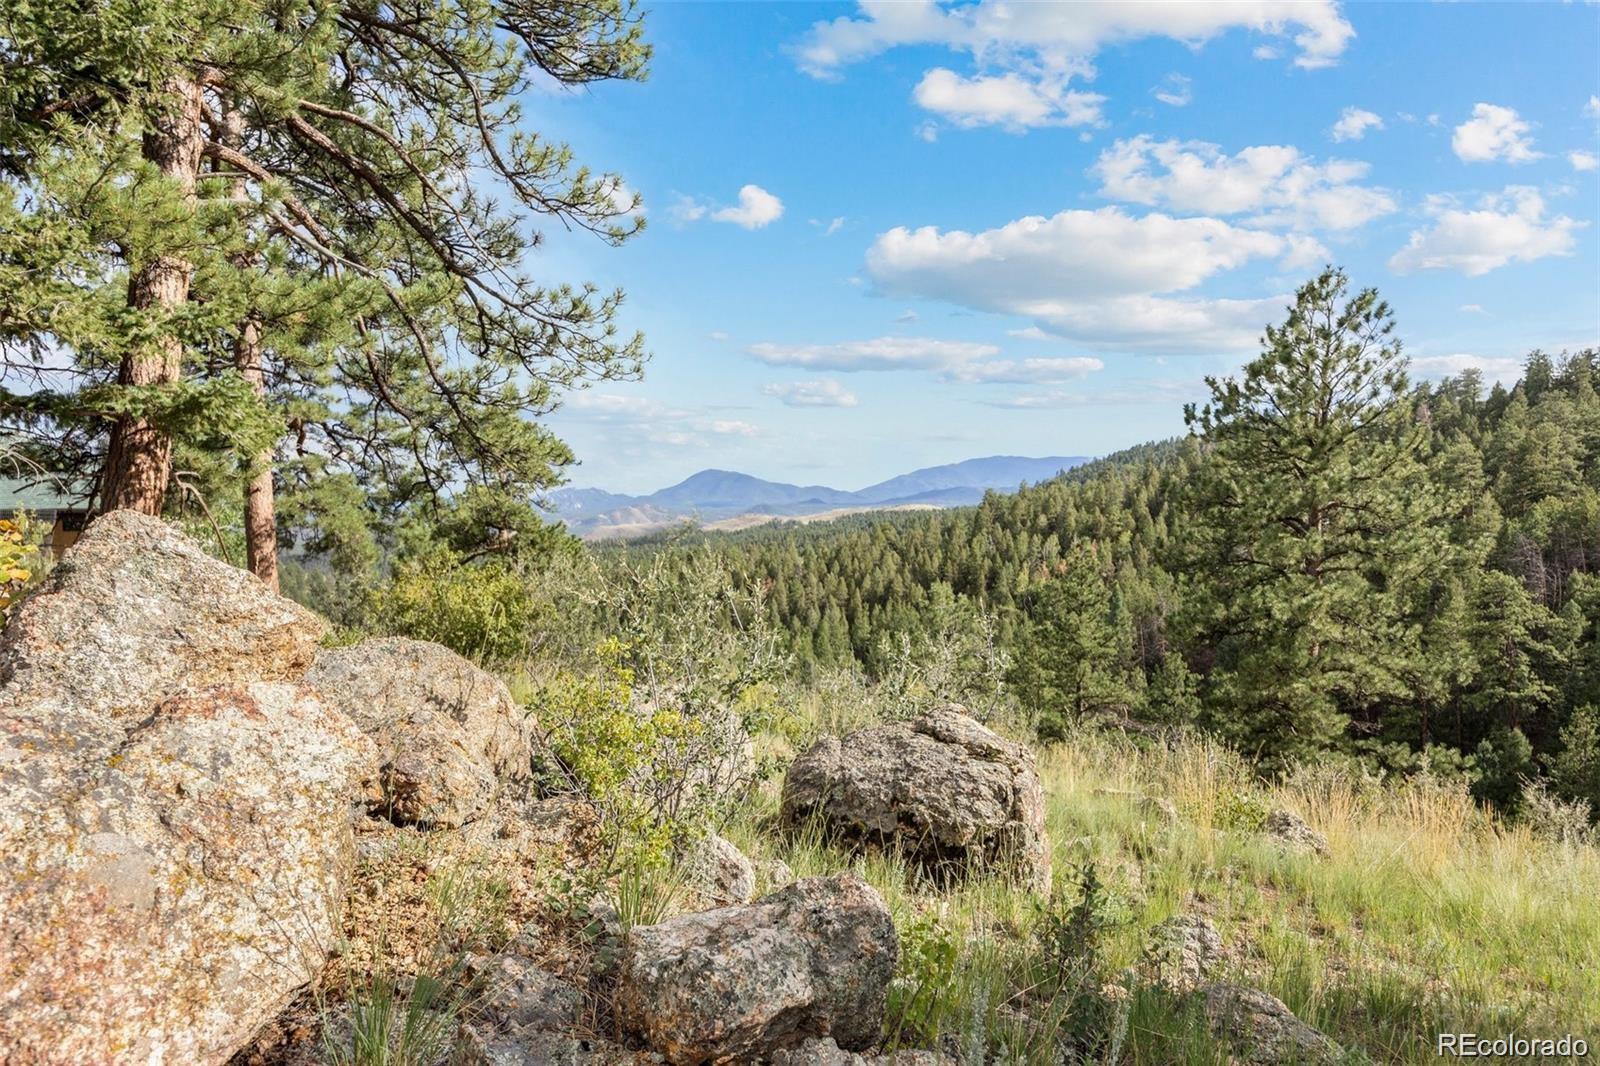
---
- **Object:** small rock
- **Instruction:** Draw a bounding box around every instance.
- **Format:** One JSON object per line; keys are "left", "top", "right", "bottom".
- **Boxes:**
{"left": 771, "top": 1036, "right": 958, "bottom": 1065}
{"left": 1263, "top": 809, "right": 1330, "bottom": 856}
{"left": 617, "top": 874, "right": 898, "bottom": 1064}
{"left": 1200, "top": 982, "right": 1344, "bottom": 1065}
{"left": 305, "top": 637, "right": 537, "bottom": 828}
{"left": 680, "top": 832, "right": 757, "bottom": 905}
{"left": 456, "top": 1023, "right": 647, "bottom": 1066}
{"left": 757, "top": 858, "right": 796, "bottom": 891}
{"left": 1144, "top": 915, "right": 1222, "bottom": 993}
{"left": 780, "top": 706, "right": 1049, "bottom": 889}
{"left": 472, "top": 953, "right": 585, "bottom": 1032}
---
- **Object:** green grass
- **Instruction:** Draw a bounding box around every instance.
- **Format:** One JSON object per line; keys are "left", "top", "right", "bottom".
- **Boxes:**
{"left": 716, "top": 727, "right": 1600, "bottom": 1064}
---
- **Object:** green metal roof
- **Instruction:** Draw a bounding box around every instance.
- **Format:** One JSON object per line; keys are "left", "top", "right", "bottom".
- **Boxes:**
{"left": 0, "top": 477, "right": 91, "bottom": 513}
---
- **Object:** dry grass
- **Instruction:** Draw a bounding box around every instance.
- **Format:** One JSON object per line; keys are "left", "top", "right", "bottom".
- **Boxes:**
{"left": 718, "top": 723, "right": 1600, "bottom": 1063}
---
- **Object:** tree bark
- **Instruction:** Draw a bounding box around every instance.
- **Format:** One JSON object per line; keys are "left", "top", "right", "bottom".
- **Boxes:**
{"left": 100, "top": 76, "right": 205, "bottom": 514}
{"left": 223, "top": 102, "right": 280, "bottom": 589}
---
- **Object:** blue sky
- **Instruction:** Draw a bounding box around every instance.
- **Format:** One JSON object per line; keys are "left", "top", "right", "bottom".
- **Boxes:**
{"left": 530, "top": 1, "right": 1600, "bottom": 494}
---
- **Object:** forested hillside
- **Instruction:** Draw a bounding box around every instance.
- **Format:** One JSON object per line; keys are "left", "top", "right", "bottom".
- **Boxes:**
{"left": 647, "top": 277, "right": 1600, "bottom": 816}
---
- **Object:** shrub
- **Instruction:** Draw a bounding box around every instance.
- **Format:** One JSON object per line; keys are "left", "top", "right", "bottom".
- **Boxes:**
{"left": 1029, "top": 864, "right": 1127, "bottom": 1058}
{"left": 0, "top": 514, "right": 44, "bottom": 617}
{"left": 371, "top": 550, "right": 546, "bottom": 664}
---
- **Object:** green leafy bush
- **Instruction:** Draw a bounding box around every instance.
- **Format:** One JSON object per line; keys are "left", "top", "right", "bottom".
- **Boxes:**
{"left": 371, "top": 550, "right": 546, "bottom": 664}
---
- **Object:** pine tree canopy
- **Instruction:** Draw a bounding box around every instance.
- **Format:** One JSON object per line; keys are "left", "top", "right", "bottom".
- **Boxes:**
{"left": 1, "top": 0, "right": 649, "bottom": 559}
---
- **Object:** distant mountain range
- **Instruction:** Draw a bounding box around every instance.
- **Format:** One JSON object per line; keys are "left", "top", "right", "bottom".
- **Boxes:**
{"left": 546, "top": 455, "right": 1092, "bottom": 540}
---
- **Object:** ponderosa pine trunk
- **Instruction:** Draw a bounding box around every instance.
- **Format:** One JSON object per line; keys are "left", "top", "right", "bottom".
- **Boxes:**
{"left": 222, "top": 103, "right": 280, "bottom": 589}
{"left": 100, "top": 75, "right": 205, "bottom": 515}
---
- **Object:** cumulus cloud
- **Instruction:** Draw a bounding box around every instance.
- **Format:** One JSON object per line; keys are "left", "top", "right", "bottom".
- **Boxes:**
{"left": 865, "top": 206, "right": 1309, "bottom": 351}
{"left": 673, "top": 185, "right": 785, "bottom": 229}
{"left": 1329, "top": 107, "right": 1383, "bottom": 142}
{"left": 566, "top": 393, "right": 760, "bottom": 446}
{"left": 793, "top": 2, "right": 1348, "bottom": 136}
{"left": 1409, "top": 353, "right": 1528, "bottom": 383}
{"left": 793, "top": 0, "right": 1353, "bottom": 77}
{"left": 1007, "top": 326, "right": 1051, "bottom": 341}
{"left": 1092, "top": 135, "right": 1395, "bottom": 231}
{"left": 1586, "top": 96, "right": 1600, "bottom": 119}
{"left": 1452, "top": 104, "right": 1542, "bottom": 164}
{"left": 913, "top": 68, "right": 1104, "bottom": 130}
{"left": 747, "top": 337, "right": 1000, "bottom": 371}
{"left": 1570, "top": 151, "right": 1599, "bottom": 173}
{"left": 944, "top": 357, "right": 1104, "bottom": 384}
{"left": 1389, "top": 187, "right": 1583, "bottom": 276}
{"left": 713, "top": 185, "right": 785, "bottom": 228}
{"left": 979, "top": 378, "right": 1201, "bottom": 409}
{"left": 763, "top": 379, "right": 861, "bottom": 407}
{"left": 1152, "top": 73, "right": 1192, "bottom": 108}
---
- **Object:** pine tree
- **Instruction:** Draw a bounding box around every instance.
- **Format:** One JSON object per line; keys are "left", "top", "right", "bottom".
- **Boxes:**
{"left": 1, "top": 0, "right": 649, "bottom": 580}
{"left": 1012, "top": 545, "right": 1133, "bottom": 738}
{"left": 1180, "top": 268, "right": 1459, "bottom": 761}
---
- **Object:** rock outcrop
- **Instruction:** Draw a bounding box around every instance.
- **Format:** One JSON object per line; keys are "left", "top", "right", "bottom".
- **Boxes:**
{"left": 0, "top": 512, "right": 374, "bottom": 1064}
{"left": 1144, "top": 914, "right": 1223, "bottom": 993}
{"left": 681, "top": 832, "right": 757, "bottom": 906}
{"left": 0, "top": 682, "right": 373, "bottom": 1064}
{"left": 1263, "top": 809, "right": 1330, "bottom": 856}
{"left": 306, "top": 637, "right": 535, "bottom": 828}
{"left": 617, "top": 874, "right": 898, "bottom": 1064}
{"left": 1200, "top": 983, "right": 1344, "bottom": 1065}
{"left": 0, "top": 509, "right": 324, "bottom": 715}
{"left": 781, "top": 706, "right": 1049, "bottom": 888}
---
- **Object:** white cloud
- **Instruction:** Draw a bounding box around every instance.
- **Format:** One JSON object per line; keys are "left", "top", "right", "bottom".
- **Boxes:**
{"left": 747, "top": 337, "right": 1000, "bottom": 371}
{"left": 673, "top": 185, "right": 784, "bottom": 229}
{"left": 709, "top": 331, "right": 730, "bottom": 342}
{"left": 1389, "top": 187, "right": 1583, "bottom": 276}
{"left": 603, "top": 179, "right": 644, "bottom": 218}
{"left": 1586, "top": 96, "right": 1600, "bottom": 119}
{"left": 1330, "top": 107, "right": 1383, "bottom": 142}
{"left": 1092, "top": 136, "right": 1395, "bottom": 231}
{"left": 1007, "top": 326, "right": 1051, "bottom": 341}
{"left": 1252, "top": 44, "right": 1280, "bottom": 60}
{"left": 712, "top": 184, "right": 785, "bottom": 229}
{"left": 1570, "top": 151, "right": 1599, "bottom": 173}
{"left": 1153, "top": 73, "right": 1192, "bottom": 108}
{"left": 763, "top": 379, "right": 861, "bottom": 407}
{"left": 912, "top": 68, "right": 1104, "bottom": 131}
{"left": 865, "top": 206, "right": 1311, "bottom": 351}
{"left": 565, "top": 393, "right": 761, "bottom": 446}
{"left": 979, "top": 378, "right": 1201, "bottom": 408}
{"left": 1452, "top": 104, "right": 1542, "bottom": 164}
{"left": 793, "top": 1, "right": 1353, "bottom": 77}
{"left": 945, "top": 357, "right": 1105, "bottom": 383}
{"left": 670, "top": 195, "right": 708, "bottom": 223}
{"left": 1410, "top": 353, "right": 1527, "bottom": 384}
{"left": 896, "top": 310, "right": 920, "bottom": 324}
{"left": 1460, "top": 304, "right": 1486, "bottom": 315}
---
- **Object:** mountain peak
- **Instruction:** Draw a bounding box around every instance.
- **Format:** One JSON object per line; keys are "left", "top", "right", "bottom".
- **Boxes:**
{"left": 546, "top": 454, "right": 1092, "bottom": 539}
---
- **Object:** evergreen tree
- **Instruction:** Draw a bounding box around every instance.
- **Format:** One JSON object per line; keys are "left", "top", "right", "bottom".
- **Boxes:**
{"left": 1546, "top": 706, "right": 1600, "bottom": 816}
{"left": 1012, "top": 545, "right": 1133, "bottom": 738}
{"left": 1180, "top": 268, "right": 1458, "bottom": 761}
{"left": 1, "top": 0, "right": 649, "bottom": 582}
